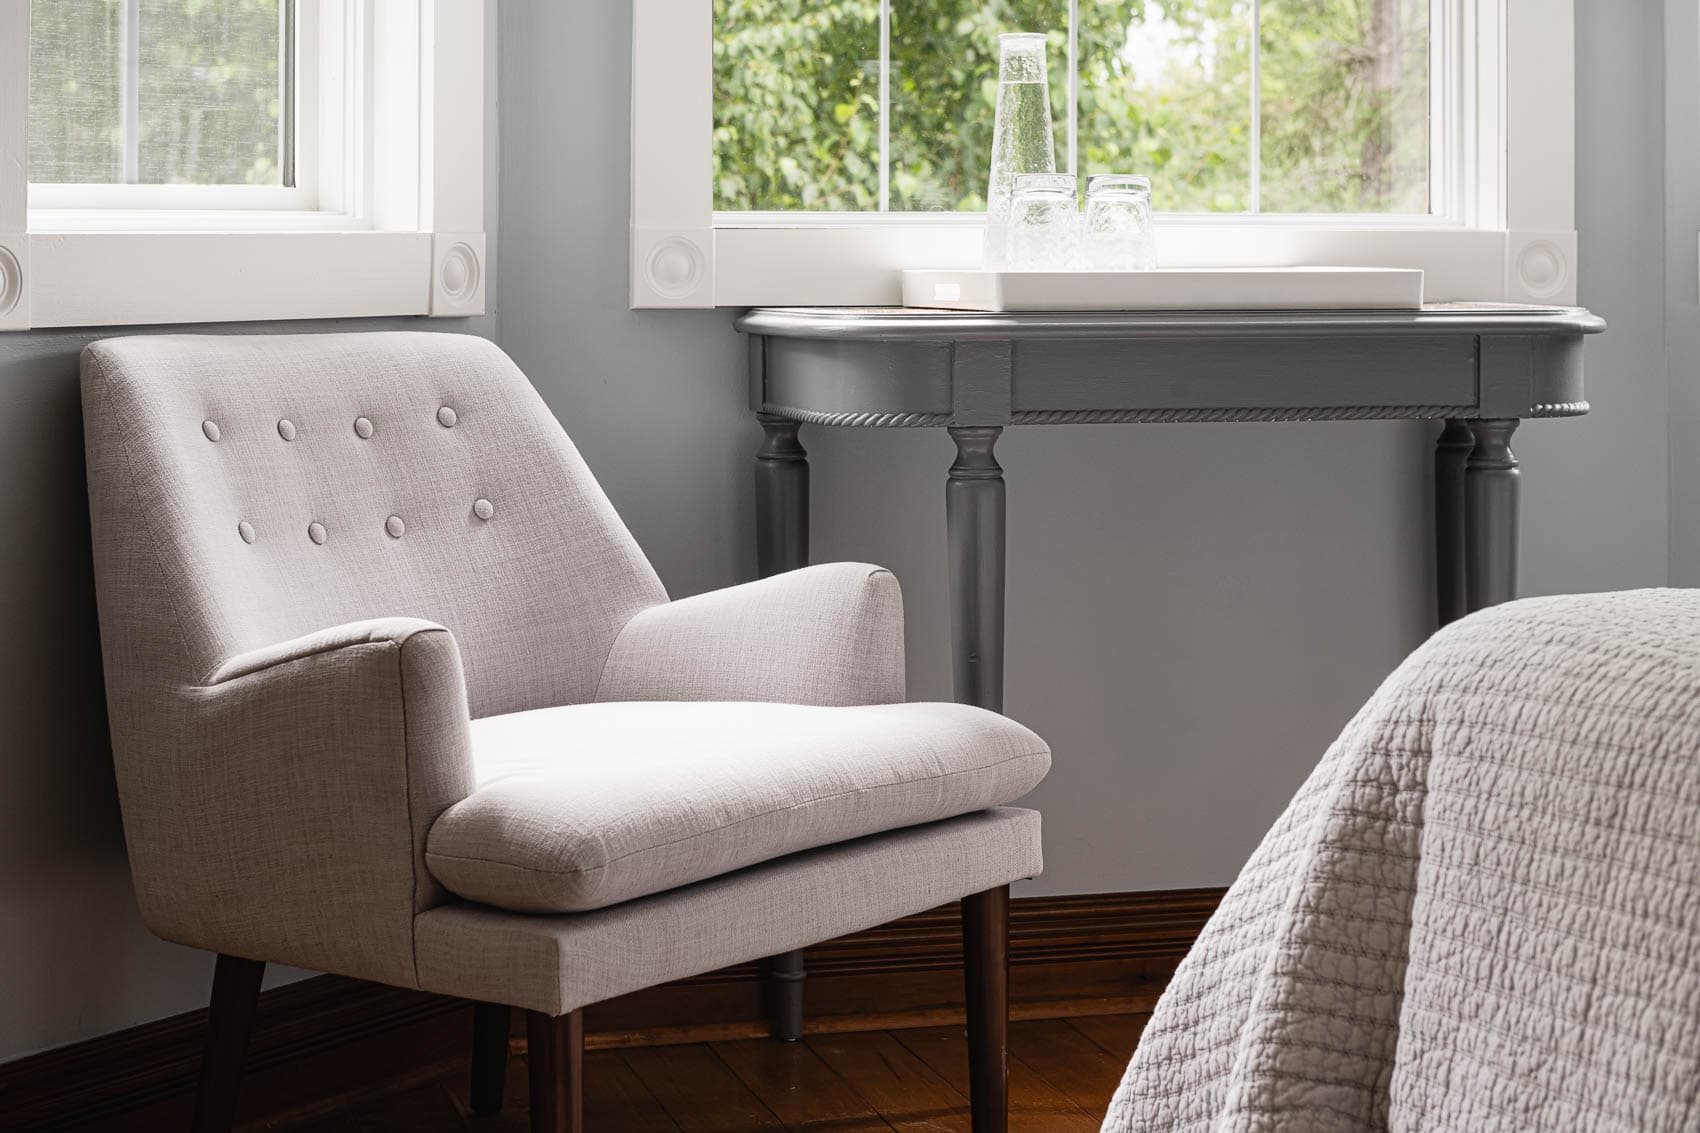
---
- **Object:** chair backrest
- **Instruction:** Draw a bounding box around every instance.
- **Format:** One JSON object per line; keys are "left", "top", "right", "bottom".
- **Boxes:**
{"left": 82, "top": 332, "right": 667, "bottom": 718}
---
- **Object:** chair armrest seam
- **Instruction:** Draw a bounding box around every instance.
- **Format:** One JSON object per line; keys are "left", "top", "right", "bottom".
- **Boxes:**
{"left": 397, "top": 639, "right": 423, "bottom": 989}
{"left": 206, "top": 624, "right": 449, "bottom": 687}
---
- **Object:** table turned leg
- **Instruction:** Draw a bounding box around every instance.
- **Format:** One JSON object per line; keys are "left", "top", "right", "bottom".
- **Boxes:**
{"left": 755, "top": 412, "right": 809, "bottom": 1041}
{"left": 1434, "top": 419, "right": 1475, "bottom": 627}
{"left": 1463, "top": 418, "right": 1521, "bottom": 614}
{"left": 755, "top": 413, "right": 809, "bottom": 578}
{"left": 947, "top": 427, "right": 1006, "bottom": 713}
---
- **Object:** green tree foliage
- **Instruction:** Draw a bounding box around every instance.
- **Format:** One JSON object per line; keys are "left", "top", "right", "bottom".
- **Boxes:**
{"left": 713, "top": 0, "right": 1427, "bottom": 215}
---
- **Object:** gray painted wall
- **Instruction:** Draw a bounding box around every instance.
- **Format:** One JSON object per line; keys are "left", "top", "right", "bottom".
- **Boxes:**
{"left": 0, "top": 8, "right": 502, "bottom": 1065}
{"left": 1666, "top": 0, "right": 1700, "bottom": 584}
{"left": 499, "top": 0, "right": 1668, "bottom": 903}
{"left": 0, "top": 0, "right": 1672, "bottom": 1064}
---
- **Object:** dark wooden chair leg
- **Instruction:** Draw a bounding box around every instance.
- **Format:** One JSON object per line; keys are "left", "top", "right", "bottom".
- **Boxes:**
{"left": 766, "top": 949, "right": 806, "bottom": 1041}
{"left": 963, "top": 885, "right": 1010, "bottom": 1133}
{"left": 527, "top": 1008, "right": 584, "bottom": 1133}
{"left": 470, "top": 1001, "right": 512, "bottom": 1117}
{"left": 191, "top": 953, "right": 266, "bottom": 1133}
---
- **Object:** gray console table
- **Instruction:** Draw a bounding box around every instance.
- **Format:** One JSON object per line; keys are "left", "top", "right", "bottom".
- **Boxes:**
{"left": 737, "top": 304, "right": 1602, "bottom": 1040}
{"left": 739, "top": 304, "right": 1603, "bottom": 712}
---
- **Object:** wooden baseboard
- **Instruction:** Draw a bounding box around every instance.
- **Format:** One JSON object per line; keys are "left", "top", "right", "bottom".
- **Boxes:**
{"left": 0, "top": 887, "right": 1223, "bottom": 1131}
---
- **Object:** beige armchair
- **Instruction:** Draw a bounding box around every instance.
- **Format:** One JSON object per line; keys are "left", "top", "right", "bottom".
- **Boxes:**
{"left": 81, "top": 332, "right": 1048, "bottom": 1132}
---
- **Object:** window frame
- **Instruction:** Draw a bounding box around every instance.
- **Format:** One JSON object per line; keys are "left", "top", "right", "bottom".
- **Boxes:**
{"left": 0, "top": 0, "right": 486, "bottom": 331}
{"left": 630, "top": 0, "right": 1575, "bottom": 308}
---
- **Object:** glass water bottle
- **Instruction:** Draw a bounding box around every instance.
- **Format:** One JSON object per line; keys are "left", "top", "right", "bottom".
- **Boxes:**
{"left": 984, "top": 32, "right": 1058, "bottom": 270}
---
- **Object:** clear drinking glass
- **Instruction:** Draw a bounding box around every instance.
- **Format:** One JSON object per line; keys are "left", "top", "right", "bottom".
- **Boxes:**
{"left": 983, "top": 33, "right": 1058, "bottom": 269}
{"left": 1083, "top": 175, "right": 1156, "bottom": 271}
{"left": 1006, "top": 173, "right": 1079, "bottom": 270}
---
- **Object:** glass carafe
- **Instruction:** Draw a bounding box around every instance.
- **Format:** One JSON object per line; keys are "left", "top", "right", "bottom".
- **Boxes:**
{"left": 983, "top": 33, "right": 1057, "bottom": 270}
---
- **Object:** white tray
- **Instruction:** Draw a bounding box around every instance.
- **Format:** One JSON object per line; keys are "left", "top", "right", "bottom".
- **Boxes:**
{"left": 901, "top": 266, "right": 1424, "bottom": 312}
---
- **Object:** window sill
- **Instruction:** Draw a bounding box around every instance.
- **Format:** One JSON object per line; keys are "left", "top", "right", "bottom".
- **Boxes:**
{"left": 0, "top": 228, "right": 485, "bottom": 330}
{"left": 667, "top": 223, "right": 1575, "bottom": 309}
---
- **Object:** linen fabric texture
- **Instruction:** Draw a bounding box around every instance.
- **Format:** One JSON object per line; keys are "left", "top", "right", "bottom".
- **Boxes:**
{"left": 1103, "top": 590, "right": 1700, "bottom": 1133}
{"left": 82, "top": 331, "right": 1046, "bottom": 1001}
{"left": 428, "top": 701, "right": 1050, "bottom": 912}
{"left": 416, "top": 807, "right": 1044, "bottom": 1014}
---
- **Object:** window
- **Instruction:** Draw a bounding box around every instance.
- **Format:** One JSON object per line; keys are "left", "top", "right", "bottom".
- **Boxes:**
{"left": 631, "top": 0, "right": 1575, "bottom": 308}
{"left": 0, "top": 0, "right": 487, "bottom": 331}
{"left": 713, "top": 0, "right": 1431, "bottom": 217}
{"left": 30, "top": 0, "right": 303, "bottom": 202}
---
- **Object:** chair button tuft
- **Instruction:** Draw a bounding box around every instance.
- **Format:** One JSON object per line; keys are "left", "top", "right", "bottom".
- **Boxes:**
{"left": 238, "top": 521, "right": 255, "bottom": 544}
{"left": 385, "top": 515, "right": 406, "bottom": 538}
{"left": 308, "top": 521, "right": 328, "bottom": 545}
{"left": 473, "top": 498, "right": 494, "bottom": 521}
{"left": 437, "top": 406, "right": 458, "bottom": 428}
{"left": 353, "top": 416, "right": 374, "bottom": 439}
{"left": 202, "top": 420, "right": 221, "bottom": 442}
{"left": 277, "top": 419, "right": 296, "bottom": 441}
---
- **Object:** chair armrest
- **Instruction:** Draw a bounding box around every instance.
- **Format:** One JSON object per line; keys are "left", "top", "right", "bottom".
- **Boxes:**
{"left": 142, "top": 618, "right": 475, "bottom": 987}
{"left": 595, "top": 563, "right": 905, "bottom": 706}
{"left": 207, "top": 616, "right": 455, "bottom": 684}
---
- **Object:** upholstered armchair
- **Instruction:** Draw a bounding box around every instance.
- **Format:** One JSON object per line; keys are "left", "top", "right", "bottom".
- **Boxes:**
{"left": 81, "top": 333, "right": 1048, "bottom": 1133}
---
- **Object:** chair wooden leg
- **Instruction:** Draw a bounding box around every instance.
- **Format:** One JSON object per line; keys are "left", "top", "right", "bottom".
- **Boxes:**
{"left": 470, "top": 1002, "right": 512, "bottom": 1117}
{"left": 527, "top": 1008, "right": 584, "bottom": 1133}
{"left": 963, "top": 885, "right": 1010, "bottom": 1133}
{"left": 191, "top": 953, "right": 266, "bottom": 1133}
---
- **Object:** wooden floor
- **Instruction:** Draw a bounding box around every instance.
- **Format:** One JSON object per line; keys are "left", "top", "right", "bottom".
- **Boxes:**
{"left": 258, "top": 1013, "right": 1148, "bottom": 1132}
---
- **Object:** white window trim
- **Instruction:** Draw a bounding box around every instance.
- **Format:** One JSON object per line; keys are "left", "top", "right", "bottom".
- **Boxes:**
{"left": 0, "top": 0, "right": 485, "bottom": 332}
{"left": 630, "top": 0, "right": 1576, "bottom": 308}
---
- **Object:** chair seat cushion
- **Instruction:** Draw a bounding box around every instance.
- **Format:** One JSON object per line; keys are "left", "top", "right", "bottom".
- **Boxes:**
{"left": 424, "top": 701, "right": 1050, "bottom": 914}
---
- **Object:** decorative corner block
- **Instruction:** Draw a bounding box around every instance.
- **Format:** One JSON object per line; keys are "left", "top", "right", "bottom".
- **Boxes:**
{"left": 0, "top": 237, "right": 26, "bottom": 331}
{"left": 429, "top": 233, "right": 487, "bottom": 318}
{"left": 1505, "top": 230, "right": 1577, "bottom": 305}
{"left": 631, "top": 228, "right": 714, "bottom": 309}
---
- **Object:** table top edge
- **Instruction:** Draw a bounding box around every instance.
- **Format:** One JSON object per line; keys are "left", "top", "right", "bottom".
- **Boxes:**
{"left": 736, "top": 304, "right": 1606, "bottom": 340}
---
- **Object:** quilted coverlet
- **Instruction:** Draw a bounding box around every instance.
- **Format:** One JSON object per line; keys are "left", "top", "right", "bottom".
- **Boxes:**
{"left": 1103, "top": 590, "right": 1700, "bottom": 1132}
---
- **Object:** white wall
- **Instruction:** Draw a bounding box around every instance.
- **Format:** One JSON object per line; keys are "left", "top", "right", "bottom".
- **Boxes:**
{"left": 0, "top": 0, "right": 1674, "bottom": 1065}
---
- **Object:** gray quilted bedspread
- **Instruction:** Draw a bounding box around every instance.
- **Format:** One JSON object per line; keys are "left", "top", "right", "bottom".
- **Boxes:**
{"left": 1103, "top": 590, "right": 1700, "bottom": 1132}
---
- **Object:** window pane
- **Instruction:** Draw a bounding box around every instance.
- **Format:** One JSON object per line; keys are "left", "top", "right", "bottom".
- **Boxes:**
{"left": 28, "top": 0, "right": 284, "bottom": 187}
{"left": 888, "top": 3, "right": 1067, "bottom": 213}
{"left": 713, "top": 0, "right": 881, "bottom": 211}
{"left": 1080, "top": 1, "right": 1253, "bottom": 214}
{"left": 28, "top": 1, "right": 124, "bottom": 184}
{"left": 1258, "top": 0, "right": 1429, "bottom": 213}
{"left": 138, "top": 0, "right": 283, "bottom": 185}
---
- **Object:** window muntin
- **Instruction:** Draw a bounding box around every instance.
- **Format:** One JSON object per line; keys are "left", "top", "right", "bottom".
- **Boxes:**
{"left": 713, "top": 0, "right": 1435, "bottom": 218}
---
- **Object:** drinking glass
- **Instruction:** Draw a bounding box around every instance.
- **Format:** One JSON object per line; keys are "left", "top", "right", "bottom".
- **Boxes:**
{"left": 1006, "top": 173, "right": 1079, "bottom": 270}
{"left": 983, "top": 33, "right": 1057, "bottom": 269}
{"left": 1083, "top": 174, "right": 1156, "bottom": 271}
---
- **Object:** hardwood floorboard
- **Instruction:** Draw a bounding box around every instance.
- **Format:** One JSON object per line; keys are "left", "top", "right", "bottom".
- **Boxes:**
{"left": 124, "top": 1013, "right": 1153, "bottom": 1133}
{"left": 894, "top": 1026, "right": 1100, "bottom": 1133}
{"left": 803, "top": 1031, "right": 971, "bottom": 1133}
{"left": 712, "top": 1037, "right": 895, "bottom": 1131}
{"left": 583, "top": 1050, "right": 687, "bottom": 1133}
{"left": 621, "top": 1042, "right": 788, "bottom": 1132}
{"left": 1008, "top": 1019, "right": 1130, "bottom": 1122}
{"left": 1064, "top": 1013, "right": 1150, "bottom": 1062}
